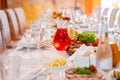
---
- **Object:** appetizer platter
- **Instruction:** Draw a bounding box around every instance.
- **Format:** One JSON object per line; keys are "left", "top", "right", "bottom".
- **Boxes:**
{"left": 66, "top": 31, "right": 99, "bottom": 55}
{"left": 65, "top": 65, "right": 105, "bottom": 80}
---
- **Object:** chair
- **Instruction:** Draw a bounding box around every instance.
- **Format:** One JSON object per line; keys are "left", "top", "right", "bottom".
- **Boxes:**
{"left": 0, "top": 10, "right": 11, "bottom": 45}
{"left": 101, "top": 8, "right": 109, "bottom": 17}
{"left": 0, "top": 20, "right": 7, "bottom": 51}
{"left": 0, "top": 10, "right": 17, "bottom": 48}
{"left": 107, "top": 8, "right": 119, "bottom": 28}
{"left": 14, "top": 7, "right": 27, "bottom": 35}
{"left": 117, "top": 11, "right": 120, "bottom": 28}
{"left": 92, "top": 6, "right": 101, "bottom": 22}
{"left": 0, "top": 31, "right": 6, "bottom": 53}
{"left": 0, "top": 29, "right": 4, "bottom": 51}
{"left": 6, "top": 9, "right": 22, "bottom": 40}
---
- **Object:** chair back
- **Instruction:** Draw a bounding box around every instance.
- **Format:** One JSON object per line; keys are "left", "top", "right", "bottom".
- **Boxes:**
{"left": 108, "top": 8, "right": 119, "bottom": 28}
{"left": 92, "top": 6, "right": 101, "bottom": 22}
{"left": 6, "top": 9, "right": 20, "bottom": 40}
{"left": 0, "top": 20, "right": 7, "bottom": 51}
{"left": 0, "top": 10, "right": 11, "bottom": 45}
{"left": 117, "top": 11, "right": 120, "bottom": 28}
{"left": 14, "top": 7, "right": 26, "bottom": 35}
{"left": 0, "top": 28, "right": 4, "bottom": 51}
{"left": 101, "top": 8, "right": 109, "bottom": 17}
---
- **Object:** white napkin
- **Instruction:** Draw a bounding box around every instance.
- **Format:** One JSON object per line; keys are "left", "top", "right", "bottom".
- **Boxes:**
{"left": 67, "top": 44, "right": 95, "bottom": 67}
{"left": 67, "top": 44, "right": 94, "bottom": 61}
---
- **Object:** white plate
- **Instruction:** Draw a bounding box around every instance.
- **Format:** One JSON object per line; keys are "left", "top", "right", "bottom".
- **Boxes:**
{"left": 108, "top": 68, "right": 120, "bottom": 80}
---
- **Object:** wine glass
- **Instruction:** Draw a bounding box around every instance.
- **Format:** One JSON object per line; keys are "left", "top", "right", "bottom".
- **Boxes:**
{"left": 34, "top": 27, "right": 44, "bottom": 49}
{"left": 86, "top": 16, "right": 95, "bottom": 32}
{"left": 74, "top": 9, "right": 82, "bottom": 22}
{"left": 108, "top": 24, "right": 119, "bottom": 36}
{"left": 0, "top": 53, "right": 21, "bottom": 80}
{"left": 23, "top": 29, "right": 32, "bottom": 51}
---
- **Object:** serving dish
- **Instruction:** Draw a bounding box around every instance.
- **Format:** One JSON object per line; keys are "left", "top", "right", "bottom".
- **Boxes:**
{"left": 64, "top": 66, "right": 106, "bottom": 80}
{"left": 109, "top": 68, "right": 120, "bottom": 80}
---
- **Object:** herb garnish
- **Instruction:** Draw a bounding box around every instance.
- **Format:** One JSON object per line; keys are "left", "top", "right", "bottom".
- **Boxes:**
{"left": 75, "top": 65, "right": 97, "bottom": 75}
{"left": 74, "top": 32, "right": 96, "bottom": 44}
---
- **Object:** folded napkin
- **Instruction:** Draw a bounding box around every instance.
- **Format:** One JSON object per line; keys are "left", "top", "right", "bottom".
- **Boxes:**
{"left": 67, "top": 44, "right": 96, "bottom": 67}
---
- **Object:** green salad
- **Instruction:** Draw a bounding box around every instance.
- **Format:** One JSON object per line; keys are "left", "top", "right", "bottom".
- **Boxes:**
{"left": 74, "top": 32, "right": 96, "bottom": 44}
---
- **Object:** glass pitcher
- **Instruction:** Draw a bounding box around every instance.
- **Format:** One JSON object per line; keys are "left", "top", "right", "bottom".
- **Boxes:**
{"left": 53, "top": 28, "right": 71, "bottom": 50}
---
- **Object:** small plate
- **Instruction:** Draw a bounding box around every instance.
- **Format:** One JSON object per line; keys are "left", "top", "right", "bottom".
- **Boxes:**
{"left": 109, "top": 69, "right": 120, "bottom": 80}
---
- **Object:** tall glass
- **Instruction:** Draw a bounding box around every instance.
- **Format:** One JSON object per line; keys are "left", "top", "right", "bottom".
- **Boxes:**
{"left": 0, "top": 54, "right": 21, "bottom": 80}
{"left": 34, "top": 27, "right": 44, "bottom": 49}
{"left": 53, "top": 28, "right": 71, "bottom": 51}
{"left": 109, "top": 36, "right": 120, "bottom": 67}
{"left": 23, "top": 29, "right": 32, "bottom": 52}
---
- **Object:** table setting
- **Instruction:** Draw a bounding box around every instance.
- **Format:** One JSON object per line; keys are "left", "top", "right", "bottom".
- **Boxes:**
{"left": 0, "top": 8, "right": 120, "bottom": 80}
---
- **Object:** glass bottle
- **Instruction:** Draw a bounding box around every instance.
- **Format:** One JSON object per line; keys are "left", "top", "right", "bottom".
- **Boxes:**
{"left": 96, "top": 16, "right": 112, "bottom": 71}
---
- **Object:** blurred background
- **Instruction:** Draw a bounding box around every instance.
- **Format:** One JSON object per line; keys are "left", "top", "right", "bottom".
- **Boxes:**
{"left": 0, "top": 0, "right": 119, "bottom": 26}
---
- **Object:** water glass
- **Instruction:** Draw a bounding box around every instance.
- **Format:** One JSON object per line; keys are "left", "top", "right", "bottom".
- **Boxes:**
{"left": 109, "top": 35, "right": 120, "bottom": 67}
{"left": 24, "top": 30, "right": 32, "bottom": 44}
{"left": 0, "top": 54, "right": 21, "bottom": 80}
{"left": 34, "top": 28, "right": 44, "bottom": 49}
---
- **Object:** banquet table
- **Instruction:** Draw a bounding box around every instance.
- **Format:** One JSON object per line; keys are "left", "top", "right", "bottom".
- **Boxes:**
{"left": 0, "top": 9, "right": 120, "bottom": 80}
{"left": 0, "top": 36, "right": 72, "bottom": 80}
{"left": 0, "top": 36, "right": 116, "bottom": 80}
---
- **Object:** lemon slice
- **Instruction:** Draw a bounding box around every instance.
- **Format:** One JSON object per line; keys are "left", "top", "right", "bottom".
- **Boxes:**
{"left": 69, "top": 28, "right": 78, "bottom": 38}
{"left": 55, "top": 58, "right": 66, "bottom": 66}
{"left": 48, "top": 58, "right": 66, "bottom": 68}
{"left": 49, "top": 61, "right": 61, "bottom": 68}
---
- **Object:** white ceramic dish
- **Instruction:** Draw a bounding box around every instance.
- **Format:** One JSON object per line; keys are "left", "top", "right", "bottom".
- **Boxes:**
{"left": 109, "top": 68, "right": 120, "bottom": 80}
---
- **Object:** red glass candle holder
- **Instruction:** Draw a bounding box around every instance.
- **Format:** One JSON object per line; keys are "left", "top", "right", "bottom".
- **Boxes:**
{"left": 53, "top": 28, "right": 71, "bottom": 50}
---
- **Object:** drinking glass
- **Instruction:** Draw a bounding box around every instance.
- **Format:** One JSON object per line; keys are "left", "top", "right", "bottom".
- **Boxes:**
{"left": 23, "top": 29, "right": 32, "bottom": 51}
{"left": 86, "top": 16, "right": 94, "bottom": 31}
{"left": 0, "top": 54, "right": 21, "bottom": 80}
{"left": 109, "top": 35, "right": 120, "bottom": 68}
{"left": 24, "top": 30, "right": 32, "bottom": 43}
{"left": 91, "top": 22, "right": 101, "bottom": 38}
{"left": 108, "top": 25, "right": 119, "bottom": 35}
{"left": 34, "top": 27, "right": 44, "bottom": 49}
{"left": 74, "top": 9, "right": 82, "bottom": 22}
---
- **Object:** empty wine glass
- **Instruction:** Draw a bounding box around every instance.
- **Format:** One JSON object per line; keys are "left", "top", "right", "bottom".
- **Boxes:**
{"left": 108, "top": 24, "right": 119, "bottom": 34}
{"left": 34, "top": 27, "right": 44, "bottom": 49}
{"left": 86, "top": 16, "right": 95, "bottom": 32}
{"left": 74, "top": 9, "right": 82, "bottom": 22}
{"left": 23, "top": 29, "right": 32, "bottom": 51}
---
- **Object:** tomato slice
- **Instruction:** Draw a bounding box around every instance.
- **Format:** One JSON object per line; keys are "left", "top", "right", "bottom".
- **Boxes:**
{"left": 92, "top": 39, "right": 99, "bottom": 47}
